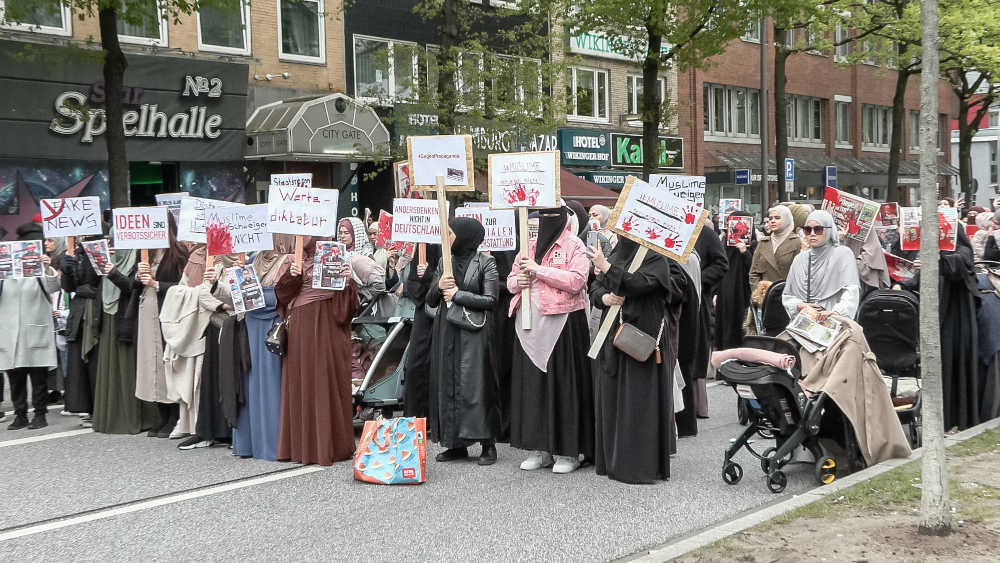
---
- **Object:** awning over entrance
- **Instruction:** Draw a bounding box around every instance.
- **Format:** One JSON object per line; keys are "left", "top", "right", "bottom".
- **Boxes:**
{"left": 559, "top": 170, "right": 620, "bottom": 207}
{"left": 245, "top": 93, "right": 390, "bottom": 161}
{"left": 707, "top": 152, "right": 959, "bottom": 179}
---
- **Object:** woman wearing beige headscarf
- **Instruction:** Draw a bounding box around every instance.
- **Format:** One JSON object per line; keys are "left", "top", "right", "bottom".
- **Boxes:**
{"left": 748, "top": 205, "right": 802, "bottom": 293}
{"left": 972, "top": 211, "right": 994, "bottom": 261}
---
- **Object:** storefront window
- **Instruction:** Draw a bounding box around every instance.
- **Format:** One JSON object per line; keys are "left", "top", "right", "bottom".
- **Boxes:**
{"left": 1, "top": 0, "right": 71, "bottom": 35}
{"left": 626, "top": 76, "right": 664, "bottom": 116}
{"left": 567, "top": 67, "right": 608, "bottom": 122}
{"left": 279, "top": 0, "right": 324, "bottom": 63}
{"left": 117, "top": 0, "right": 167, "bottom": 46}
{"left": 198, "top": 0, "right": 250, "bottom": 54}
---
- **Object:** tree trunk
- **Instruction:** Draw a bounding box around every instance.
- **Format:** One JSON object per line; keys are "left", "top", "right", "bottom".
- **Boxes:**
{"left": 773, "top": 28, "right": 789, "bottom": 200}
{"left": 887, "top": 68, "right": 911, "bottom": 203}
{"left": 99, "top": 7, "right": 130, "bottom": 208}
{"left": 436, "top": 0, "right": 461, "bottom": 134}
{"left": 642, "top": 3, "right": 665, "bottom": 183}
{"left": 958, "top": 115, "right": 973, "bottom": 202}
{"left": 918, "top": 0, "right": 951, "bottom": 537}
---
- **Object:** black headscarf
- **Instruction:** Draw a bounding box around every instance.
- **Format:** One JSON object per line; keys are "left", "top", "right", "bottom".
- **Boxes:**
{"left": 534, "top": 207, "right": 569, "bottom": 262}
{"left": 566, "top": 200, "right": 588, "bottom": 237}
{"left": 450, "top": 216, "right": 485, "bottom": 284}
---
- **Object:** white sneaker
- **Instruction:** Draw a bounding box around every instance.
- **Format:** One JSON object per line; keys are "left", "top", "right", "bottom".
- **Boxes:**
{"left": 60, "top": 410, "right": 77, "bottom": 417}
{"left": 178, "top": 439, "right": 212, "bottom": 451}
{"left": 0, "top": 412, "right": 8, "bottom": 423}
{"left": 78, "top": 412, "right": 89, "bottom": 418}
{"left": 519, "top": 451, "right": 555, "bottom": 471}
{"left": 552, "top": 455, "right": 581, "bottom": 474}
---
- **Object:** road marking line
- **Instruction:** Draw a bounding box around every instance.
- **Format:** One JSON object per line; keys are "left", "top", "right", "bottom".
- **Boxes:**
{"left": 0, "top": 465, "right": 327, "bottom": 542}
{"left": 0, "top": 429, "right": 93, "bottom": 448}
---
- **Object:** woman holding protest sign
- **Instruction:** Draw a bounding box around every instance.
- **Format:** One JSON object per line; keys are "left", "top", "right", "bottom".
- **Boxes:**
{"left": 426, "top": 217, "right": 500, "bottom": 465}
{"left": 507, "top": 206, "right": 594, "bottom": 474}
{"left": 339, "top": 218, "right": 395, "bottom": 317}
{"left": 715, "top": 210, "right": 756, "bottom": 351}
{"left": 275, "top": 237, "right": 358, "bottom": 466}
{"left": 61, "top": 236, "right": 105, "bottom": 425}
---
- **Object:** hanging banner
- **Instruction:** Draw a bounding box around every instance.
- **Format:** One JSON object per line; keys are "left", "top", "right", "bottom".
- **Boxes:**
{"left": 487, "top": 150, "right": 561, "bottom": 208}
{"left": 40, "top": 196, "right": 103, "bottom": 238}
{"left": 177, "top": 197, "right": 243, "bottom": 243}
{"left": 900, "top": 207, "right": 959, "bottom": 251}
{"left": 821, "top": 187, "right": 879, "bottom": 242}
{"left": 205, "top": 204, "right": 272, "bottom": 255}
{"left": 269, "top": 173, "right": 313, "bottom": 188}
{"left": 154, "top": 192, "right": 189, "bottom": 222}
{"left": 112, "top": 206, "right": 170, "bottom": 249}
{"left": 407, "top": 134, "right": 475, "bottom": 190}
{"left": 266, "top": 186, "right": 339, "bottom": 236}
{"left": 455, "top": 207, "right": 517, "bottom": 251}
{"left": 608, "top": 176, "right": 707, "bottom": 264}
{"left": 648, "top": 174, "right": 706, "bottom": 208}
{"left": 883, "top": 251, "right": 917, "bottom": 283}
{"left": 726, "top": 215, "right": 753, "bottom": 246}
{"left": 391, "top": 198, "right": 450, "bottom": 244}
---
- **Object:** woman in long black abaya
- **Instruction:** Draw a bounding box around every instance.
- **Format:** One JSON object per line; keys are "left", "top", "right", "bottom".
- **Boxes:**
{"left": 589, "top": 238, "right": 686, "bottom": 484}
{"left": 893, "top": 230, "right": 981, "bottom": 430}
{"left": 403, "top": 245, "right": 440, "bottom": 419}
{"left": 715, "top": 211, "right": 756, "bottom": 351}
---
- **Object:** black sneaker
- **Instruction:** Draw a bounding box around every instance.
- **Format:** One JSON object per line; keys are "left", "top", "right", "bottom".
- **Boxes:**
{"left": 27, "top": 415, "right": 47, "bottom": 430}
{"left": 435, "top": 447, "right": 469, "bottom": 462}
{"left": 47, "top": 390, "right": 62, "bottom": 404}
{"left": 7, "top": 415, "right": 29, "bottom": 431}
{"left": 178, "top": 436, "right": 211, "bottom": 450}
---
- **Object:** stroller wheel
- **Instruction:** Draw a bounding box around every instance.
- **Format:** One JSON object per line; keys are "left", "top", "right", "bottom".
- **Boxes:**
{"left": 815, "top": 457, "right": 837, "bottom": 485}
{"left": 760, "top": 447, "right": 792, "bottom": 473}
{"left": 722, "top": 462, "right": 743, "bottom": 485}
{"left": 766, "top": 471, "right": 787, "bottom": 493}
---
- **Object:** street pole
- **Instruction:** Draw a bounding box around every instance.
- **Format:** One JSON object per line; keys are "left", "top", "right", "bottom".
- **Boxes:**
{"left": 759, "top": 15, "right": 769, "bottom": 218}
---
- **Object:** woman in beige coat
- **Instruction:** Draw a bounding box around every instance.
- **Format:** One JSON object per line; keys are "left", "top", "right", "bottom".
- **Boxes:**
{"left": 749, "top": 205, "right": 802, "bottom": 293}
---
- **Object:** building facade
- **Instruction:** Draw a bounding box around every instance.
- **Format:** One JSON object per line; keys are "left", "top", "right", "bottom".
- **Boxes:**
{"left": 950, "top": 102, "right": 999, "bottom": 207}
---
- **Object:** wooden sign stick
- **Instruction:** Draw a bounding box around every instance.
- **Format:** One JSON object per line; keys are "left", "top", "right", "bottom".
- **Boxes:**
{"left": 67, "top": 236, "right": 76, "bottom": 257}
{"left": 238, "top": 253, "right": 246, "bottom": 266}
{"left": 294, "top": 235, "right": 304, "bottom": 271}
{"left": 140, "top": 248, "right": 149, "bottom": 265}
{"left": 205, "top": 254, "right": 215, "bottom": 271}
{"left": 436, "top": 175, "right": 453, "bottom": 278}
{"left": 586, "top": 246, "right": 649, "bottom": 360}
{"left": 518, "top": 207, "right": 531, "bottom": 330}
{"left": 418, "top": 243, "right": 427, "bottom": 267}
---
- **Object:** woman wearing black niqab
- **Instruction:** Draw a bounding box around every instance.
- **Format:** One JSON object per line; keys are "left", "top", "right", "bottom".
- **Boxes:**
{"left": 715, "top": 210, "right": 756, "bottom": 350}
{"left": 426, "top": 217, "right": 501, "bottom": 465}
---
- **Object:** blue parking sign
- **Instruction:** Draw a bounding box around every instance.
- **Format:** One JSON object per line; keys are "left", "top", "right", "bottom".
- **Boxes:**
{"left": 784, "top": 158, "right": 795, "bottom": 181}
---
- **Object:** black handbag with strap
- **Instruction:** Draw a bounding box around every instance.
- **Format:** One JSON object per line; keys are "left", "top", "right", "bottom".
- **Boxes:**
{"left": 265, "top": 314, "right": 290, "bottom": 356}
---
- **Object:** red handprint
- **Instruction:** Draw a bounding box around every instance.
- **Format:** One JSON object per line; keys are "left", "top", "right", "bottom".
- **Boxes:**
{"left": 684, "top": 209, "right": 697, "bottom": 224}
{"left": 663, "top": 234, "right": 680, "bottom": 249}
{"left": 644, "top": 227, "right": 662, "bottom": 240}
{"left": 505, "top": 183, "right": 528, "bottom": 205}
{"left": 621, "top": 215, "right": 635, "bottom": 232}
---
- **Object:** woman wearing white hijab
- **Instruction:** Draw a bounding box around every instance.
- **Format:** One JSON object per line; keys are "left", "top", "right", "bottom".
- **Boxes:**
{"left": 748, "top": 205, "right": 801, "bottom": 294}
{"left": 782, "top": 210, "right": 860, "bottom": 321}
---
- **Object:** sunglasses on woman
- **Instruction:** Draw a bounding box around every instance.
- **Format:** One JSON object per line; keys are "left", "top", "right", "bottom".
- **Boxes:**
{"left": 802, "top": 226, "right": 826, "bottom": 235}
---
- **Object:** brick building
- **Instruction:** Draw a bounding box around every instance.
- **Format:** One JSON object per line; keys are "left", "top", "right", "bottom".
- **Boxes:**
{"left": 677, "top": 22, "right": 958, "bottom": 218}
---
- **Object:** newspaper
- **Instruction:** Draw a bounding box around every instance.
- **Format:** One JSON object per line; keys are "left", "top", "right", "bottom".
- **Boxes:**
{"left": 785, "top": 311, "right": 843, "bottom": 353}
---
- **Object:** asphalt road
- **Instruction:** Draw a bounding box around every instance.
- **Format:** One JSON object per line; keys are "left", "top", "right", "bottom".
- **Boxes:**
{"left": 0, "top": 384, "right": 817, "bottom": 561}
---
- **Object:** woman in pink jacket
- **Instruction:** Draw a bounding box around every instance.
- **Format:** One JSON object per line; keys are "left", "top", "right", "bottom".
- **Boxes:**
{"left": 508, "top": 206, "right": 594, "bottom": 474}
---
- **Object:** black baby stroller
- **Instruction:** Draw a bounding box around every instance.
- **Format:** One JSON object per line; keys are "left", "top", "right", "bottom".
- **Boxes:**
{"left": 739, "top": 281, "right": 791, "bottom": 424}
{"left": 718, "top": 336, "right": 864, "bottom": 493}
{"left": 855, "top": 289, "right": 922, "bottom": 448}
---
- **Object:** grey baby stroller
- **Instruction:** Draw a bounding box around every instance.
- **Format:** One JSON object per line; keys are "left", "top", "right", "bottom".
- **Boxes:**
{"left": 352, "top": 296, "right": 415, "bottom": 420}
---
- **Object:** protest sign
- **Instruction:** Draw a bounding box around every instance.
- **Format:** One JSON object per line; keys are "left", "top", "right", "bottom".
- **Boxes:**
{"left": 40, "top": 196, "right": 103, "bottom": 238}
{"left": 900, "top": 207, "right": 958, "bottom": 251}
{"left": 938, "top": 207, "right": 959, "bottom": 251}
{"left": 177, "top": 197, "right": 243, "bottom": 243}
{"left": 155, "top": 192, "right": 189, "bottom": 221}
{"left": 718, "top": 198, "right": 742, "bottom": 229}
{"left": 455, "top": 207, "right": 517, "bottom": 252}
{"left": 113, "top": 206, "right": 169, "bottom": 250}
{"left": 225, "top": 265, "right": 265, "bottom": 313}
{"left": 393, "top": 161, "right": 420, "bottom": 199}
{"left": 884, "top": 252, "right": 917, "bottom": 284}
{"left": 726, "top": 215, "right": 753, "bottom": 246}
{"left": 81, "top": 239, "right": 111, "bottom": 275}
{"left": 608, "top": 176, "right": 708, "bottom": 264}
{"left": 206, "top": 204, "right": 272, "bottom": 256}
{"left": 649, "top": 174, "right": 707, "bottom": 207}
{"left": 967, "top": 224, "right": 979, "bottom": 239}
{"left": 407, "top": 135, "right": 475, "bottom": 190}
{"left": 266, "top": 185, "right": 339, "bottom": 237}
{"left": 391, "top": 198, "right": 450, "bottom": 244}
{"left": 376, "top": 210, "right": 394, "bottom": 249}
{"left": 487, "top": 151, "right": 560, "bottom": 209}
{"left": 269, "top": 173, "right": 313, "bottom": 188}
{"left": 312, "top": 241, "right": 350, "bottom": 291}
{"left": 821, "top": 187, "right": 879, "bottom": 242}
{"left": 0, "top": 241, "right": 45, "bottom": 280}
{"left": 878, "top": 202, "right": 899, "bottom": 228}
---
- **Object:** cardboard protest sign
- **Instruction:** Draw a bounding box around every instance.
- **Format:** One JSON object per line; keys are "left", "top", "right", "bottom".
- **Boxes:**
{"left": 649, "top": 175, "right": 706, "bottom": 207}
{"left": 900, "top": 207, "right": 958, "bottom": 251}
{"left": 966, "top": 224, "right": 979, "bottom": 239}
{"left": 81, "top": 239, "right": 111, "bottom": 275}
{"left": 938, "top": 207, "right": 959, "bottom": 251}
{"left": 376, "top": 210, "right": 394, "bottom": 249}
{"left": 455, "top": 207, "right": 517, "bottom": 252}
{"left": 268, "top": 173, "right": 313, "bottom": 188}
{"left": 0, "top": 241, "right": 45, "bottom": 280}
{"left": 878, "top": 202, "right": 899, "bottom": 228}
{"left": 225, "top": 265, "right": 265, "bottom": 313}
{"left": 40, "top": 196, "right": 103, "bottom": 238}
{"left": 266, "top": 186, "right": 339, "bottom": 237}
{"left": 821, "top": 187, "right": 879, "bottom": 242}
{"left": 608, "top": 176, "right": 708, "bottom": 264}
{"left": 177, "top": 197, "right": 243, "bottom": 243}
{"left": 407, "top": 135, "right": 475, "bottom": 191}
{"left": 487, "top": 151, "right": 560, "bottom": 208}
{"left": 718, "top": 198, "right": 742, "bottom": 229}
{"left": 312, "top": 241, "right": 350, "bottom": 291}
{"left": 205, "top": 204, "right": 272, "bottom": 256}
{"left": 884, "top": 251, "right": 917, "bottom": 284}
{"left": 112, "top": 207, "right": 169, "bottom": 249}
{"left": 391, "top": 198, "right": 450, "bottom": 244}
{"left": 155, "top": 192, "right": 189, "bottom": 221}
{"left": 726, "top": 215, "right": 753, "bottom": 246}
{"left": 393, "top": 161, "right": 420, "bottom": 199}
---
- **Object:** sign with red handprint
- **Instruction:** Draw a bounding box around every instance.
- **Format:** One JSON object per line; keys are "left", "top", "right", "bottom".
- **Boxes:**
{"left": 488, "top": 151, "right": 560, "bottom": 209}
{"left": 607, "top": 176, "right": 708, "bottom": 264}
{"left": 821, "top": 186, "right": 879, "bottom": 243}
{"left": 899, "top": 206, "right": 958, "bottom": 251}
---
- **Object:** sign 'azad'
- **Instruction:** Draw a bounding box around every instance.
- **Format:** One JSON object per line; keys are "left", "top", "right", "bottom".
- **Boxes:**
{"left": 610, "top": 134, "right": 684, "bottom": 169}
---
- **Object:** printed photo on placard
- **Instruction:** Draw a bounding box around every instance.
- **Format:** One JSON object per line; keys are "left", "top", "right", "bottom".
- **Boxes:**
{"left": 407, "top": 135, "right": 474, "bottom": 190}
{"left": 900, "top": 207, "right": 959, "bottom": 251}
{"left": 82, "top": 239, "right": 112, "bottom": 275}
{"left": 821, "top": 187, "right": 879, "bottom": 242}
{"left": 312, "top": 241, "right": 350, "bottom": 291}
{"left": 15, "top": 241, "right": 44, "bottom": 278}
{"left": 225, "top": 265, "right": 265, "bottom": 313}
{"left": 878, "top": 202, "right": 899, "bottom": 228}
{"left": 0, "top": 243, "right": 13, "bottom": 280}
{"left": 726, "top": 215, "right": 753, "bottom": 246}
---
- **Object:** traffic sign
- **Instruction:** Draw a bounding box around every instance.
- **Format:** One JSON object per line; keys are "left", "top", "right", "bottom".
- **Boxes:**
{"left": 734, "top": 169, "right": 750, "bottom": 185}
{"left": 785, "top": 180, "right": 794, "bottom": 193}
{"left": 784, "top": 158, "right": 795, "bottom": 181}
{"left": 824, "top": 165, "right": 838, "bottom": 189}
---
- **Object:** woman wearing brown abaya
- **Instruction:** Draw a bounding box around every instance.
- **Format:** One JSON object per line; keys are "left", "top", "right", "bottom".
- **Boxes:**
{"left": 275, "top": 237, "right": 359, "bottom": 465}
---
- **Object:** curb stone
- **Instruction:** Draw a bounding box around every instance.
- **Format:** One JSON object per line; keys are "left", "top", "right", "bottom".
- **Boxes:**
{"left": 626, "top": 416, "right": 1000, "bottom": 562}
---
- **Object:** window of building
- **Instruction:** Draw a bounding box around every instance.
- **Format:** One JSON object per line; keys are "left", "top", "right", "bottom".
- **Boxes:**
{"left": 834, "top": 24, "right": 849, "bottom": 62}
{"left": 860, "top": 40, "right": 877, "bottom": 65}
{"left": 117, "top": 0, "right": 168, "bottom": 46}
{"left": 989, "top": 108, "right": 1000, "bottom": 128}
{"left": 567, "top": 67, "right": 608, "bottom": 122}
{"left": 862, "top": 104, "right": 892, "bottom": 148}
{"left": 835, "top": 101, "right": 852, "bottom": 146}
{"left": 198, "top": 0, "right": 250, "bottom": 55}
{"left": 457, "top": 51, "right": 484, "bottom": 111}
{"left": 703, "top": 83, "right": 760, "bottom": 139}
{"left": 991, "top": 142, "right": 998, "bottom": 185}
{"left": 354, "top": 36, "right": 419, "bottom": 105}
{"left": 909, "top": 110, "right": 920, "bottom": 150}
{"left": 278, "top": 0, "right": 324, "bottom": 63}
{"left": 491, "top": 55, "right": 542, "bottom": 115}
{"left": 786, "top": 95, "right": 823, "bottom": 143}
{"left": 0, "top": 0, "right": 72, "bottom": 36}
{"left": 742, "top": 17, "right": 760, "bottom": 42}
{"left": 626, "top": 75, "right": 665, "bottom": 116}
